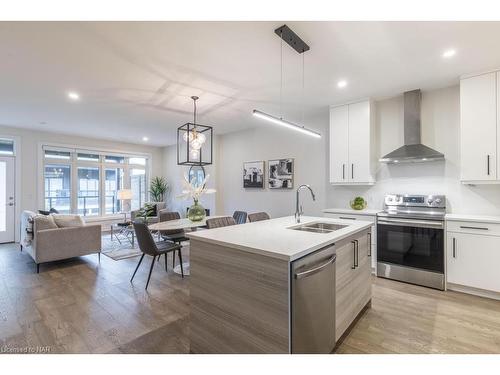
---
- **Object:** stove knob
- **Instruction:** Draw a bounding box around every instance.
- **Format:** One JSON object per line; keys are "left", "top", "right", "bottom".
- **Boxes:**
{"left": 435, "top": 198, "right": 442, "bottom": 204}
{"left": 427, "top": 198, "right": 434, "bottom": 205}
{"left": 388, "top": 197, "right": 393, "bottom": 202}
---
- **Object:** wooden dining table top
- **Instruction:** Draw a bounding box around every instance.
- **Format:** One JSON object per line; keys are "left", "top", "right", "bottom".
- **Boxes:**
{"left": 148, "top": 215, "right": 224, "bottom": 231}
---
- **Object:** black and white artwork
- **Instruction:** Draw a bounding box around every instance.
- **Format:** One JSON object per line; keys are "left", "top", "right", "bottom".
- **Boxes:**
{"left": 268, "top": 159, "right": 294, "bottom": 189}
{"left": 243, "top": 161, "right": 265, "bottom": 188}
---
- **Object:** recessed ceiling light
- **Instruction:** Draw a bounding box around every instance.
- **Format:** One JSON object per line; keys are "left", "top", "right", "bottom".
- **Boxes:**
{"left": 67, "top": 91, "right": 80, "bottom": 101}
{"left": 442, "top": 49, "right": 456, "bottom": 58}
{"left": 142, "top": 136, "right": 149, "bottom": 142}
{"left": 337, "top": 80, "right": 348, "bottom": 88}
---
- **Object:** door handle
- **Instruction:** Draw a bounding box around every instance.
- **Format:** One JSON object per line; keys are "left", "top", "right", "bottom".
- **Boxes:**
{"left": 367, "top": 232, "right": 372, "bottom": 257}
{"left": 355, "top": 239, "right": 359, "bottom": 268}
{"left": 351, "top": 241, "right": 356, "bottom": 269}
{"left": 294, "top": 255, "right": 336, "bottom": 279}
{"left": 452, "top": 237, "right": 457, "bottom": 258}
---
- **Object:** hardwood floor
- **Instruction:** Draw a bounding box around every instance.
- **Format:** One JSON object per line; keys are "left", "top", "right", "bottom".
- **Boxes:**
{"left": 0, "top": 242, "right": 190, "bottom": 354}
{"left": 2, "top": 241, "right": 500, "bottom": 354}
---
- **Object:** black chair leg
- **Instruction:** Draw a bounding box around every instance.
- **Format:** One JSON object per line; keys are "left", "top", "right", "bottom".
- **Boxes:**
{"left": 20, "top": 244, "right": 23, "bottom": 252}
{"left": 164, "top": 253, "right": 168, "bottom": 272}
{"left": 172, "top": 251, "right": 175, "bottom": 268}
{"left": 98, "top": 253, "right": 101, "bottom": 264}
{"left": 145, "top": 255, "right": 156, "bottom": 290}
{"left": 36, "top": 263, "right": 40, "bottom": 273}
{"left": 178, "top": 250, "right": 184, "bottom": 278}
{"left": 130, "top": 254, "right": 145, "bottom": 282}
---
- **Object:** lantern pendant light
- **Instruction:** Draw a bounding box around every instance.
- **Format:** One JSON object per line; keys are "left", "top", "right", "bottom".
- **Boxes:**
{"left": 177, "top": 96, "right": 213, "bottom": 166}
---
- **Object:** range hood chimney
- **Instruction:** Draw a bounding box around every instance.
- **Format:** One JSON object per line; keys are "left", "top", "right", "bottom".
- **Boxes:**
{"left": 379, "top": 89, "right": 444, "bottom": 164}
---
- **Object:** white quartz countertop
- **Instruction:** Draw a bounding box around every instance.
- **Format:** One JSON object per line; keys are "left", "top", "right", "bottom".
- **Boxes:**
{"left": 445, "top": 213, "right": 500, "bottom": 224}
{"left": 323, "top": 208, "right": 382, "bottom": 216}
{"left": 186, "top": 216, "right": 373, "bottom": 261}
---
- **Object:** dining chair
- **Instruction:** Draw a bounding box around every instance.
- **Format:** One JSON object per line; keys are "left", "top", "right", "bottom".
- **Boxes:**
{"left": 248, "top": 212, "right": 270, "bottom": 222}
{"left": 232, "top": 211, "right": 248, "bottom": 224}
{"left": 158, "top": 210, "right": 189, "bottom": 268}
{"left": 131, "top": 221, "right": 184, "bottom": 290}
{"left": 206, "top": 216, "right": 237, "bottom": 229}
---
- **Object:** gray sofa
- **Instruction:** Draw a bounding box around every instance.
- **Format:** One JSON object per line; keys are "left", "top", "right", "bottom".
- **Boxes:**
{"left": 130, "top": 202, "right": 166, "bottom": 223}
{"left": 21, "top": 211, "right": 101, "bottom": 273}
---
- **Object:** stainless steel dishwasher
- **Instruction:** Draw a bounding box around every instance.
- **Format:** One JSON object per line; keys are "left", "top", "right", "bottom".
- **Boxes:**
{"left": 291, "top": 244, "right": 336, "bottom": 353}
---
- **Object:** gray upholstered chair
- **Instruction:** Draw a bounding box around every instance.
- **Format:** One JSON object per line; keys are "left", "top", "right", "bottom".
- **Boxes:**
{"left": 248, "top": 212, "right": 270, "bottom": 222}
{"left": 158, "top": 210, "right": 189, "bottom": 268}
{"left": 232, "top": 211, "right": 248, "bottom": 224}
{"left": 206, "top": 216, "right": 237, "bottom": 229}
{"left": 132, "top": 221, "right": 183, "bottom": 289}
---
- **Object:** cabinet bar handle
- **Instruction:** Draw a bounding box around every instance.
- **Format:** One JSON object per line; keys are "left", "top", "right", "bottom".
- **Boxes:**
{"left": 367, "top": 232, "right": 372, "bottom": 257}
{"left": 459, "top": 226, "right": 489, "bottom": 231}
{"left": 452, "top": 237, "right": 456, "bottom": 258}
{"left": 487, "top": 155, "right": 490, "bottom": 176}
{"left": 351, "top": 241, "right": 356, "bottom": 269}
{"left": 351, "top": 164, "right": 354, "bottom": 179}
{"left": 355, "top": 240, "right": 359, "bottom": 268}
{"left": 342, "top": 164, "right": 345, "bottom": 180}
{"left": 339, "top": 216, "right": 356, "bottom": 220}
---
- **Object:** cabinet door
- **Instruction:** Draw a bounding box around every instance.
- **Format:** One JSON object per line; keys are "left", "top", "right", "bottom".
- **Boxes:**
{"left": 351, "top": 232, "right": 372, "bottom": 318}
{"left": 460, "top": 73, "right": 497, "bottom": 181}
{"left": 329, "top": 105, "right": 349, "bottom": 183}
{"left": 335, "top": 240, "right": 356, "bottom": 341}
{"left": 348, "top": 101, "right": 373, "bottom": 183}
{"left": 447, "top": 232, "right": 500, "bottom": 292}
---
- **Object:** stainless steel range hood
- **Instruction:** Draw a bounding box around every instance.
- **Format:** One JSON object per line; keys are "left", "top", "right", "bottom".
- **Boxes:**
{"left": 379, "top": 89, "right": 444, "bottom": 164}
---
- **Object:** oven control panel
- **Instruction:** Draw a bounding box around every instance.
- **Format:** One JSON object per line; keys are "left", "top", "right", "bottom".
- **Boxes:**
{"left": 384, "top": 194, "right": 446, "bottom": 208}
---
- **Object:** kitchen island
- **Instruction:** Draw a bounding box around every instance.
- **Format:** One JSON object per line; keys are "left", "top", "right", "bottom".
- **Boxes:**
{"left": 187, "top": 216, "right": 373, "bottom": 354}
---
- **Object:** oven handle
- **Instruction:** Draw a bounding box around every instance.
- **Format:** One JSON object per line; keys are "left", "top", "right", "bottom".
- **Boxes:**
{"left": 377, "top": 217, "right": 444, "bottom": 229}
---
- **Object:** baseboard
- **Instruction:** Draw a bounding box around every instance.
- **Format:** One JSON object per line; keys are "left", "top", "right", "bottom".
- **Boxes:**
{"left": 447, "top": 283, "right": 500, "bottom": 301}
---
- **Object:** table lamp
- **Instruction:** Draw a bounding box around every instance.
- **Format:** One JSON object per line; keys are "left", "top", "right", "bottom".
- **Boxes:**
{"left": 117, "top": 189, "right": 133, "bottom": 222}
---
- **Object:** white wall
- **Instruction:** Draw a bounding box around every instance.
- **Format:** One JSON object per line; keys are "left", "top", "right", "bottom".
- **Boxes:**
{"left": 0, "top": 124, "right": 165, "bottom": 215}
{"left": 326, "top": 85, "right": 500, "bottom": 215}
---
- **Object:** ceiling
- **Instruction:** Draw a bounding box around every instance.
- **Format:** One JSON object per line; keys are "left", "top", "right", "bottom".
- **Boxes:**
{"left": 2, "top": 21, "right": 500, "bottom": 146}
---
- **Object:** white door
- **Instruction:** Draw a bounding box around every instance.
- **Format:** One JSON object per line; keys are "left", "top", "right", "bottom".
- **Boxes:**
{"left": 447, "top": 232, "right": 500, "bottom": 292}
{"left": 0, "top": 157, "right": 15, "bottom": 243}
{"left": 460, "top": 72, "right": 497, "bottom": 181}
{"left": 348, "top": 101, "right": 372, "bottom": 183}
{"left": 329, "top": 105, "right": 349, "bottom": 183}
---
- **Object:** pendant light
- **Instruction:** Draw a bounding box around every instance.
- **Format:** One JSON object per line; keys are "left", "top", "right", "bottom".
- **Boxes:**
{"left": 252, "top": 25, "right": 321, "bottom": 139}
{"left": 177, "top": 96, "right": 213, "bottom": 166}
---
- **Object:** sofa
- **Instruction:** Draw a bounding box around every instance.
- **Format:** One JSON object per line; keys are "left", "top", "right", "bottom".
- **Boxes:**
{"left": 21, "top": 211, "right": 101, "bottom": 273}
{"left": 130, "top": 202, "right": 166, "bottom": 223}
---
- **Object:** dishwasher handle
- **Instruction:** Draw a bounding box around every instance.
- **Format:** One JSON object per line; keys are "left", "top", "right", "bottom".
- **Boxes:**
{"left": 294, "top": 255, "right": 336, "bottom": 279}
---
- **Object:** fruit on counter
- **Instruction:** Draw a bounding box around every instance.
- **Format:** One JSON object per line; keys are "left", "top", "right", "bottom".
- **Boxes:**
{"left": 350, "top": 196, "right": 367, "bottom": 210}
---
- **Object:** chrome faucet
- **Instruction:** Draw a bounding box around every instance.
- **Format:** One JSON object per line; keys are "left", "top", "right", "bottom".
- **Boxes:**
{"left": 295, "top": 184, "right": 316, "bottom": 223}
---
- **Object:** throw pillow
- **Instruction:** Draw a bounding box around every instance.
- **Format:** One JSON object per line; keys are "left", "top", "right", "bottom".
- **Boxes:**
{"left": 138, "top": 203, "right": 157, "bottom": 219}
{"left": 52, "top": 214, "right": 85, "bottom": 228}
{"left": 34, "top": 215, "right": 58, "bottom": 231}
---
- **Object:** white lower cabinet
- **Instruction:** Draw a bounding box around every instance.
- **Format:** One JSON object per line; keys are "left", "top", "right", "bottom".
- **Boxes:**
{"left": 446, "top": 228, "right": 500, "bottom": 293}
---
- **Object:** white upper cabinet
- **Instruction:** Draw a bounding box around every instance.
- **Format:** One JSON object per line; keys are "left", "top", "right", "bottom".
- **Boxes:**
{"left": 329, "top": 100, "right": 375, "bottom": 185}
{"left": 460, "top": 71, "right": 498, "bottom": 183}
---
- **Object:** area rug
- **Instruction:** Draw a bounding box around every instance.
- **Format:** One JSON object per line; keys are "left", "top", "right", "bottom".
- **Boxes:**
{"left": 101, "top": 235, "right": 142, "bottom": 261}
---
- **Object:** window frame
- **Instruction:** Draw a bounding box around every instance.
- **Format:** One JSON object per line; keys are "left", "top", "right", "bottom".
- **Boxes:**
{"left": 40, "top": 143, "right": 151, "bottom": 218}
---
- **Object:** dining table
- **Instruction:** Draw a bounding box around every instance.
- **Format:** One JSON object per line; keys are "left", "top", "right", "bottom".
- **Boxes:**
{"left": 148, "top": 215, "right": 223, "bottom": 276}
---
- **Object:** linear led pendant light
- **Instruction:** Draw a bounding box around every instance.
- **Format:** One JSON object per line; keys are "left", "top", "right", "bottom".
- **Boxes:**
{"left": 252, "top": 25, "right": 321, "bottom": 139}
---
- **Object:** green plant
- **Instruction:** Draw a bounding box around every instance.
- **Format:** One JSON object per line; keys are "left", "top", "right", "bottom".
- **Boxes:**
{"left": 350, "top": 196, "right": 367, "bottom": 210}
{"left": 149, "top": 176, "right": 168, "bottom": 202}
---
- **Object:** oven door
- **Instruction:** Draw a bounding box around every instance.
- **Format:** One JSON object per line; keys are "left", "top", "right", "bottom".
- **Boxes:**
{"left": 377, "top": 216, "right": 444, "bottom": 273}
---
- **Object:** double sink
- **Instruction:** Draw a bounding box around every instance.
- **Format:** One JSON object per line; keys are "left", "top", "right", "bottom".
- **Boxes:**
{"left": 290, "top": 222, "right": 347, "bottom": 234}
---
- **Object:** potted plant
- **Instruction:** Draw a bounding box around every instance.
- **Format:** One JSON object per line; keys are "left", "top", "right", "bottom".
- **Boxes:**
{"left": 149, "top": 176, "right": 168, "bottom": 202}
{"left": 178, "top": 173, "right": 216, "bottom": 222}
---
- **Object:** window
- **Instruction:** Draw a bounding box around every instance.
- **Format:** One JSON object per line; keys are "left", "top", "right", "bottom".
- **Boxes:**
{"left": 44, "top": 164, "right": 71, "bottom": 213}
{"left": 130, "top": 168, "right": 146, "bottom": 211}
{"left": 0, "top": 139, "right": 14, "bottom": 156}
{"left": 77, "top": 153, "right": 100, "bottom": 162}
{"left": 44, "top": 150, "right": 70, "bottom": 160}
{"left": 42, "top": 145, "right": 149, "bottom": 217}
{"left": 105, "top": 168, "right": 124, "bottom": 214}
{"left": 77, "top": 167, "right": 100, "bottom": 216}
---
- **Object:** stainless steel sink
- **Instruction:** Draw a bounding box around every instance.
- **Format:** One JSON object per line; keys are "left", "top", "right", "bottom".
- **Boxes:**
{"left": 290, "top": 222, "right": 348, "bottom": 233}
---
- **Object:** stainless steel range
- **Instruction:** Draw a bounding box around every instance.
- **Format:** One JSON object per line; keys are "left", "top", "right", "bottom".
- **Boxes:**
{"left": 377, "top": 194, "right": 446, "bottom": 290}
